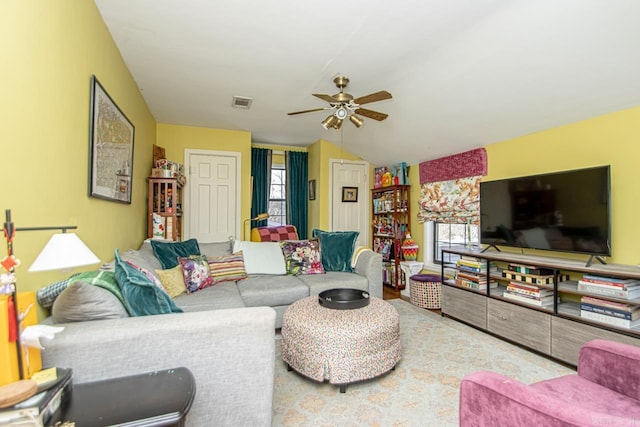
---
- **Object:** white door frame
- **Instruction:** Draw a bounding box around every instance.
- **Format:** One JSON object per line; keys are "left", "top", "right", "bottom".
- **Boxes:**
{"left": 183, "top": 149, "right": 242, "bottom": 240}
{"left": 328, "top": 158, "right": 370, "bottom": 244}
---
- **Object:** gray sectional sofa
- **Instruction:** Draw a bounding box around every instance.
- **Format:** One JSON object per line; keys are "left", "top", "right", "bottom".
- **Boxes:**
{"left": 41, "top": 238, "right": 383, "bottom": 426}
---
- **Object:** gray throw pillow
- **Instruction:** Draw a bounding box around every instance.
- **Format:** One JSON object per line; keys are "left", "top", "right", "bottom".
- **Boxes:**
{"left": 51, "top": 282, "right": 129, "bottom": 323}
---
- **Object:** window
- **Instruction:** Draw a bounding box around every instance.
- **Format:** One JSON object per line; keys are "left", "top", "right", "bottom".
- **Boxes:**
{"left": 269, "top": 166, "right": 286, "bottom": 226}
{"left": 433, "top": 222, "right": 479, "bottom": 264}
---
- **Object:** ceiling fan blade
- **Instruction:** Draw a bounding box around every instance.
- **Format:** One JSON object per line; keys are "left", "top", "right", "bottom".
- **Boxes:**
{"left": 355, "top": 108, "right": 388, "bottom": 121}
{"left": 353, "top": 90, "right": 392, "bottom": 105}
{"left": 287, "top": 107, "right": 329, "bottom": 116}
{"left": 313, "top": 93, "right": 339, "bottom": 103}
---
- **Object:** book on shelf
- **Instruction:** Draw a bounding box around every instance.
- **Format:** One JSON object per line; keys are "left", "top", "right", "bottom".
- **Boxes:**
{"left": 503, "top": 271, "right": 569, "bottom": 285}
{"left": 508, "top": 263, "right": 554, "bottom": 276}
{"left": 580, "top": 303, "right": 640, "bottom": 320}
{"left": 502, "top": 291, "right": 554, "bottom": 307}
{"left": 455, "top": 278, "right": 497, "bottom": 291}
{"left": 456, "top": 271, "right": 490, "bottom": 284}
{"left": 580, "top": 295, "right": 640, "bottom": 312}
{"left": 581, "top": 274, "right": 640, "bottom": 288}
{"left": 0, "top": 368, "right": 72, "bottom": 426}
{"left": 580, "top": 309, "right": 640, "bottom": 329}
{"left": 577, "top": 282, "right": 640, "bottom": 299}
{"left": 506, "top": 283, "right": 553, "bottom": 298}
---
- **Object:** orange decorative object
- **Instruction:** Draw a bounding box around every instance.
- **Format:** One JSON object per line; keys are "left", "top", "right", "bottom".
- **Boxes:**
{"left": 401, "top": 233, "right": 419, "bottom": 261}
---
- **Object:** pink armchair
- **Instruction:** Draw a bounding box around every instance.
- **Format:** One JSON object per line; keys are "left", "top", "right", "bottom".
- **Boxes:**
{"left": 460, "top": 339, "right": 640, "bottom": 427}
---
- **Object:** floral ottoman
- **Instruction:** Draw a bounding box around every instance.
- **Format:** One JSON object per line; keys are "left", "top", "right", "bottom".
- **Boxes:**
{"left": 281, "top": 295, "right": 401, "bottom": 393}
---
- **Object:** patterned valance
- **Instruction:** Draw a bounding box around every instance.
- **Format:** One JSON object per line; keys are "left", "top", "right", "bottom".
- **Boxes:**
{"left": 417, "top": 176, "right": 481, "bottom": 224}
{"left": 419, "top": 148, "right": 487, "bottom": 184}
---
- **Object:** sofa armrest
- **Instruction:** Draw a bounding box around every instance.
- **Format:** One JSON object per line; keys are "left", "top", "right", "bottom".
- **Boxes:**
{"left": 578, "top": 339, "right": 640, "bottom": 400}
{"left": 42, "top": 307, "right": 276, "bottom": 427}
{"left": 460, "top": 371, "right": 623, "bottom": 427}
{"left": 354, "top": 249, "right": 383, "bottom": 299}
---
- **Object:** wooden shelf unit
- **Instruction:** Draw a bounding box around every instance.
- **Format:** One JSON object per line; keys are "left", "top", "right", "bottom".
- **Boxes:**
{"left": 148, "top": 177, "right": 183, "bottom": 241}
{"left": 441, "top": 248, "right": 640, "bottom": 365}
{"left": 371, "top": 185, "right": 411, "bottom": 290}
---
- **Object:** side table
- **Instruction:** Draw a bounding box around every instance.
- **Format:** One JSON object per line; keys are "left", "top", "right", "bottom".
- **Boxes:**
{"left": 399, "top": 261, "right": 424, "bottom": 297}
{"left": 49, "top": 367, "right": 195, "bottom": 427}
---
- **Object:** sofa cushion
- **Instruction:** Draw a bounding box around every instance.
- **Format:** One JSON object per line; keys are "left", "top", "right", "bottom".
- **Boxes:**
{"left": 207, "top": 252, "right": 248, "bottom": 284}
{"left": 178, "top": 255, "right": 213, "bottom": 293}
{"left": 233, "top": 241, "right": 286, "bottom": 275}
{"left": 150, "top": 238, "right": 201, "bottom": 269}
{"left": 237, "top": 275, "right": 309, "bottom": 307}
{"left": 52, "top": 281, "right": 129, "bottom": 323}
{"left": 279, "top": 240, "right": 325, "bottom": 275}
{"left": 115, "top": 249, "right": 183, "bottom": 316}
{"left": 155, "top": 265, "right": 187, "bottom": 298}
{"left": 312, "top": 229, "right": 359, "bottom": 272}
{"left": 199, "top": 240, "right": 233, "bottom": 257}
{"left": 174, "top": 281, "right": 246, "bottom": 311}
{"left": 68, "top": 271, "right": 125, "bottom": 307}
{"left": 36, "top": 274, "right": 80, "bottom": 308}
{"left": 297, "top": 271, "right": 369, "bottom": 296}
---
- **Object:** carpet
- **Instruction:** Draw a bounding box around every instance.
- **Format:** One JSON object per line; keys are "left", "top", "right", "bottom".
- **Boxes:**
{"left": 272, "top": 298, "right": 574, "bottom": 426}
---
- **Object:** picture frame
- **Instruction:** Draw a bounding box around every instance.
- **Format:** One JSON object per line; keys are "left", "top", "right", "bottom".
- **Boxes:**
{"left": 342, "top": 186, "right": 358, "bottom": 202}
{"left": 89, "top": 75, "right": 135, "bottom": 204}
{"left": 308, "top": 179, "right": 316, "bottom": 201}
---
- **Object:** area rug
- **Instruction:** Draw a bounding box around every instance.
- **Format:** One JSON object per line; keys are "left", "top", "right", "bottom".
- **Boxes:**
{"left": 272, "top": 298, "right": 574, "bottom": 426}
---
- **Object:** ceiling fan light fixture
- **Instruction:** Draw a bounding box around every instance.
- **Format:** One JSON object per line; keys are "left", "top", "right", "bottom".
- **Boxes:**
{"left": 334, "top": 106, "right": 348, "bottom": 120}
{"left": 332, "top": 118, "right": 343, "bottom": 130}
{"left": 349, "top": 115, "right": 364, "bottom": 128}
{"left": 321, "top": 115, "right": 337, "bottom": 129}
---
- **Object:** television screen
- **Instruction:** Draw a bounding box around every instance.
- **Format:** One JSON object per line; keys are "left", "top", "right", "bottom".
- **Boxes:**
{"left": 480, "top": 166, "right": 611, "bottom": 256}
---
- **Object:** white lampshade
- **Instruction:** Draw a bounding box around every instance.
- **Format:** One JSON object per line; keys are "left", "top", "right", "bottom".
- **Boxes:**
{"left": 28, "top": 233, "right": 100, "bottom": 272}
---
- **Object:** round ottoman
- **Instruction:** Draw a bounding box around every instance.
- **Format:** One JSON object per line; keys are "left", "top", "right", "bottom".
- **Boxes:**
{"left": 409, "top": 274, "right": 442, "bottom": 309}
{"left": 281, "top": 295, "right": 401, "bottom": 393}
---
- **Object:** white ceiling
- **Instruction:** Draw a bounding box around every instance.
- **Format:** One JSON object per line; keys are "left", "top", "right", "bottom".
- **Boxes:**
{"left": 94, "top": 0, "right": 640, "bottom": 166}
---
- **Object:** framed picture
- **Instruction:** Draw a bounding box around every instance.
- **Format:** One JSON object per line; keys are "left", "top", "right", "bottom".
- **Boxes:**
{"left": 342, "top": 186, "right": 358, "bottom": 202}
{"left": 308, "top": 179, "right": 316, "bottom": 200}
{"left": 89, "top": 75, "right": 135, "bottom": 204}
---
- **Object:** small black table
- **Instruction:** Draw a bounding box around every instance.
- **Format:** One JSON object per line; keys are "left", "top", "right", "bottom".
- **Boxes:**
{"left": 50, "top": 367, "right": 196, "bottom": 427}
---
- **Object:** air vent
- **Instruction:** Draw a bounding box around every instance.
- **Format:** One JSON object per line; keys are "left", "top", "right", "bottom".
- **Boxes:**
{"left": 232, "top": 96, "right": 253, "bottom": 109}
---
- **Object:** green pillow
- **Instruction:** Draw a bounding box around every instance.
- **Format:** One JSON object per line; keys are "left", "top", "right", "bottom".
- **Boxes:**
{"left": 68, "top": 270, "right": 125, "bottom": 308}
{"left": 150, "top": 238, "right": 201, "bottom": 269}
{"left": 114, "top": 249, "right": 183, "bottom": 316}
{"left": 312, "top": 229, "right": 359, "bottom": 272}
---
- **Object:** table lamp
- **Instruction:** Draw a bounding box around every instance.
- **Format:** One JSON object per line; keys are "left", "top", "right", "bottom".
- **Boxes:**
{"left": 1, "top": 209, "right": 100, "bottom": 380}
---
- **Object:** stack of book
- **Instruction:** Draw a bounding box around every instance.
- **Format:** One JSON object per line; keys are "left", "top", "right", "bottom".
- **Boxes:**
{"left": 577, "top": 274, "right": 640, "bottom": 300}
{"left": 580, "top": 295, "right": 640, "bottom": 329}
{"left": 455, "top": 257, "right": 498, "bottom": 291}
{"left": 502, "top": 281, "right": 554, "bottom": 307}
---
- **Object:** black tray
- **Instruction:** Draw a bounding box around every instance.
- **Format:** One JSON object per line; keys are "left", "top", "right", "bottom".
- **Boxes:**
{"left": 318, "top": 288, "right": 370, "bottom": 310}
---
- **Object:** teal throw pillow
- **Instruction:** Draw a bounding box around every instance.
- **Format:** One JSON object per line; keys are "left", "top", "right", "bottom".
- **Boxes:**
{"left": 150, "top": 238, "right": 201, "bottom": 269}
{"left": 312, "top": 229, "right": 359, "bottom": 272}
{"left": 114, "top": 249, "right": 183, "bottom": 316}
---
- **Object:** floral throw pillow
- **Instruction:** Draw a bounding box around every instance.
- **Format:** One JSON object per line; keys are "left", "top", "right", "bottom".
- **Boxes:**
{"left": 178, "top": 255, "right": 212, "bottom": 293}
{"left": 279, "top": 240, "right": 325, "bottom": 275}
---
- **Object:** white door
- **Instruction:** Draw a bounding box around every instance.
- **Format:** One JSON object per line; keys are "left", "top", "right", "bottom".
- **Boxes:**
{"left": 329, "top": 159, "right": 370, "bottom": 247}
{"left": 184, "top": 150, "right": 241, "bottom": 242}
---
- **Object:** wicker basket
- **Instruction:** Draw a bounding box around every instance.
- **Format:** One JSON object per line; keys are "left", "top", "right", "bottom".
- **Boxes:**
{"left": 409, "top": 274, "right": 442, "bottom": 309}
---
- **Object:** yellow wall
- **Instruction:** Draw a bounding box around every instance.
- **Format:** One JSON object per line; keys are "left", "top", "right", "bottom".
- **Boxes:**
{"left": 407, "top": 106, "right": 640, "bottom": 266}
{"left": 1, "top": 0, "right": 156, "bottom": 312}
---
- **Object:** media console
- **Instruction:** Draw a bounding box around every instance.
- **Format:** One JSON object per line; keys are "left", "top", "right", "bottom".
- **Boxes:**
{"left": 441, "top": 248, "right": 640, "bottom": 365}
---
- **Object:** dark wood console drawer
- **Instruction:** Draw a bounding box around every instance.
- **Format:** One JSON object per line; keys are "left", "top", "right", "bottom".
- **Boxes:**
{"left": 551, "top": 317, "right": 640, "bottom": 365}
{"left": 442, "top": 285, "right": 487, "bottom": 329}
{"left": 488, "top": 299, "right": 551, "bottom": 354}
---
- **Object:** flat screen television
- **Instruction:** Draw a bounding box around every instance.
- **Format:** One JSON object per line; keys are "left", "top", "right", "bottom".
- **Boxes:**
{"left": 480, "top": 166, "right": 611, "bottom": 257}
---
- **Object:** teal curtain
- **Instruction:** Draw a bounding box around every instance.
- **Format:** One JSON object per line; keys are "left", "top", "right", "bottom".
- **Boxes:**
{"left": 251, "top": 148, "right": 271, "bottom": 229}
{"left": 286, "top": 151, "right": 308, "bottom": 239}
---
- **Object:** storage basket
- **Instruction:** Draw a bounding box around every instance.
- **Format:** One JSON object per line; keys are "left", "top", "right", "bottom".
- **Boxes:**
{"left": 409, "top": 274, "right": 442, "bottom": 309}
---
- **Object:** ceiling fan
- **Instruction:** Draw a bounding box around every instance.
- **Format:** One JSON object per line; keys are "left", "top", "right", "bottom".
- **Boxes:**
{"left": 287, "top": 76, "right": 392, "bottom": 130}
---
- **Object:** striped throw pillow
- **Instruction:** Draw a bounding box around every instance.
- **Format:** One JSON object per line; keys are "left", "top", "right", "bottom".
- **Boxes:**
{"left": 207, "top": 252, "right": 248, "bottom": 285}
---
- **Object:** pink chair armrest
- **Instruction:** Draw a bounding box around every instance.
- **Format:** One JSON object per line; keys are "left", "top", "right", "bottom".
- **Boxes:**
{"left": 460, "top": 371, "right": 603, "bottom": 427}
{"left": 578, "top": 339, "right": 640, "bottom": 400}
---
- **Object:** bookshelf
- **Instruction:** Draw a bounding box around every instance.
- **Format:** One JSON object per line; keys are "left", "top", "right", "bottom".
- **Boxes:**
{"left": 441, "top": 248, "right": 640, "bottom": 365}
{"left": 147, "top": 177, "right": 183, "bottom": 241}
{"left": 371, "top": 185, "right": 411, "bottom": 290}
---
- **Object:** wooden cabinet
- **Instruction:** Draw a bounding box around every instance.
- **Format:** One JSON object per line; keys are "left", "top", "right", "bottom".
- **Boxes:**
{"left": 371, "top": 185, "right": 410, "bottom": 290}
{"left": 441, "top": 248, "right": 640, "bottom": 365}
{"left": 148, "top": 178, "right": 183, "bottom": 241}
